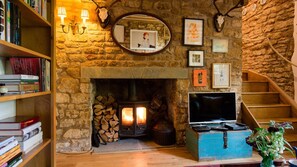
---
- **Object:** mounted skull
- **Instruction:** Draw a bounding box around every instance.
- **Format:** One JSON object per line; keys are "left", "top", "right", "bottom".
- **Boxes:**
{"left": 91, "top": 0, "right": 122, "bottom": 28}
{"left": 213, "top": 0, "right": 249, "bottom": 32}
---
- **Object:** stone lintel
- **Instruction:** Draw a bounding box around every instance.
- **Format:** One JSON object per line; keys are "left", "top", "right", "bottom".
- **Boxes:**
{"left": 81, "top": 67, "right": 189, "bottom": 79}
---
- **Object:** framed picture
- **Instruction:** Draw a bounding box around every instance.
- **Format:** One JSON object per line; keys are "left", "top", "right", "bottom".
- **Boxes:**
{"left": 212, "top": 39, "right": 228, "bottom": 53}
{"left": 183, "top": 18, "right": 204, "bottom": 46}
{"left": 130, "top": 29, "right": 157, "bottom": 50}
{"left": 188, "top": 50, "right": 204, "bottom": 67}
{"left": 193, "top": 69, "right": 207, "bottom": 87}
{"left": 114, "top": 25, "right": 125, "bottom": 43}
{"left": 212, "top": 63, "right": 231, "bottom": 88}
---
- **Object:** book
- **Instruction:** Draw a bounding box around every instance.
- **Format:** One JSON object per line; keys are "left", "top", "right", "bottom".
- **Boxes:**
{"left": 45, "top": 60, "right": 50, "bottom": 91}
{"left": 0, "top": 116, "right": 39, "bottom": 130}
{"left": 15, "top": 126, "right": 41, "bottom": 142}
{"left": 0, "top": 137, "right": 14, "bottom": 148}
{"left": 5, "top": 0, "right": 11, "bottom": 42}
{"left": 0, "top": 163, "right": 7, "bottom": 167}
{"left": 8, "top": 157, "right": 22, "bottom": 167}
{"left": 0, "top": 121, "right": 41, "bottom": 136}
{"left": 0, "top": 145, "right": 21, "bottom": 166}
{"left": 0, "top": 139, "right": 18, "bottom": 156}
{"left": 0, "top": 74, "right": 39, "bottom": 80}
{"left": 5, "top": 83, "right": 39, "bottom": 92}
{"left": 19, "top": 131, "right": 42, "bottom": 153}
{"left": 0, "top": 0, "right": 5, "bottom": 40}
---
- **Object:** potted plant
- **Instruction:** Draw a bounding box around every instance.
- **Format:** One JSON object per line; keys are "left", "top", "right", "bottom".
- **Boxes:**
{"left": 246, "top": 120, "right": 294, "bottom": 167}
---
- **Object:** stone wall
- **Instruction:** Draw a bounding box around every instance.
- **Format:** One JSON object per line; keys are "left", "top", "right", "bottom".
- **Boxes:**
{"left": 242, "top": 0, "right": 294, "bottom": 97}
{"left": 56, "top": 0, "right": 243, "bottom": 152}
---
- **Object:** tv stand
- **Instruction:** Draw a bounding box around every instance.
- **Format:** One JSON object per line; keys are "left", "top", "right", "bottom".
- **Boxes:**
{"left": 186, "top": 126, "right": 252, "bottom": 160}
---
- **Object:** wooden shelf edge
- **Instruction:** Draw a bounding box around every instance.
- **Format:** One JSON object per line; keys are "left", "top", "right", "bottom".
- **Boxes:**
{"left": 0, "top": 40, "right": 52, "bottom": 60}
{"left": 0, "top": 91, "right": 51, "bottom": 102}
{"left": 12, "top": 0, "right": 51, "bottom": 27}
{"left": 18, "top": 138, "right": 51, "bottom": 167}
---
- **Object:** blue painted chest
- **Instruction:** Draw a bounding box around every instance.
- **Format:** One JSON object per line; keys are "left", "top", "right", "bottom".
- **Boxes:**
{"left": 186, "top": 127, "right": 253, "bottom": 160}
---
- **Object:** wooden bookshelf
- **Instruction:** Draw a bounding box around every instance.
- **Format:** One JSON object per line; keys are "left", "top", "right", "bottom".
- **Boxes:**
{"left": 0, "top": 0, "right": 55, "bottom": 166}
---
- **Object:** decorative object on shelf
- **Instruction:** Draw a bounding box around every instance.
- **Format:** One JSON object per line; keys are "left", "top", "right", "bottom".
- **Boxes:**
{"left": 212, "top": 38, "right": 228, "bottom": 53}
{"left": 183, "top": 18, "right": 204, "bottom": 46}
{"left": 212, "top": 63, "right": 231, "bottom": 88}
{"left": 0, "top": 83, "right": 8, "bottom": 95}
{"left": 212, "top": 0, "right": 249, "bottom": 32}
{"left": 111, "top": 12, "right": 172, "bottom": 55}
{"left": 246, "top": 121, "right": 294, "bottom": 167}
{"left": 57, "top": 7, "right": 89, "bottom": 35}
{"left": 188, "top": 50, "right": 204, "bottom": 67}
{"left": 91, "top": 0, "right": 123, "bottom": 28}
{"left": 193, "top": 69, "right": 207, "bottom": 87}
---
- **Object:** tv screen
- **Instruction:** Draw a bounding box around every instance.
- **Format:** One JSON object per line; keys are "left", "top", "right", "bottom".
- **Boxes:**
{"left": 188, "top": 92, "right": 236, "bottom": 124}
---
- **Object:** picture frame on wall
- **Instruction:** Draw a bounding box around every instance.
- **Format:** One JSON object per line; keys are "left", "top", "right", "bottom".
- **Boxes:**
{"left": 183, "top": 18, "right": 204, "bottom": 46}
{"left": 212, "top": 39, "right": 229, "bottom": 53}
{"left": 193, "top": 69, "right": 207, "bottom": 87}
{"left": 188, "top": 50, "right": 204, "bottom": 67}
{"left": 212, "top": 63, "right": 231, "bottom": 88}
{"left": 130, "top": 29, "right": 157, "bottom": 50}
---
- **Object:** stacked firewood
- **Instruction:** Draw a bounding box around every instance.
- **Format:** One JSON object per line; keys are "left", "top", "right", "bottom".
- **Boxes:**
{"left": 147, "top": 94, "right": 168, "bottom": 130}
{"left": 93, "top": 95, "right": 119, "bottom": 143}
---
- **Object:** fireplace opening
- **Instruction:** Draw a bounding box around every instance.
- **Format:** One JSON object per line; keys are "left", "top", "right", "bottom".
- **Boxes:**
{"left": 92, "top": 79, "right": 178, "bottom": 152}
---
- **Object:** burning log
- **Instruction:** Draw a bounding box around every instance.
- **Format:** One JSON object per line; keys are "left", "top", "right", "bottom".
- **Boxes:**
{"left": 93, "top": 95, "right": 119, "bottom": 143}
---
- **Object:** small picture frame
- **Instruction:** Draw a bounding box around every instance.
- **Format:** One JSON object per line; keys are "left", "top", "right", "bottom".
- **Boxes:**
{"left": 183, "top": 18, "right": 204, "bottom": 46}
{"left": 212, "top": 63, "right": 231, "bottom": 88}
{"left": 212, "top": 39, "right": 229, "bottom": 53}
{"left": 193, "top": 69, "right": 207, "bottom": 87}
{"left": 188, "top": 50, "right": 204, "bottom": 67}
{"left": 130, "top": 29, "right": 157, "bottom": 51}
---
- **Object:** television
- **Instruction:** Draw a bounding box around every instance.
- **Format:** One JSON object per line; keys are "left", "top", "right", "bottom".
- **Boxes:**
{"left": 188, "top": 92, "right": 237, "bottom": 125}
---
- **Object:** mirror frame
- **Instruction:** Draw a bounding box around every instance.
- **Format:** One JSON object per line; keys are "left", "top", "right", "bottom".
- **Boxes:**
{"left": 111, "top": 12, "right": 172, "bottom": 56}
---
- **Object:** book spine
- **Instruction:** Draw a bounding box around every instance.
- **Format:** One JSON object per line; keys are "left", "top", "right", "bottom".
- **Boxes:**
{"left": 0, "top": 136, "right": 15, "bottom": 148}
{"left": 0, "top": 0, "right": 5, "bottom": 40}
{"left": 20, "top": 131, "right": 42, "bottom": 153}
{"left": 5, "top": 0, "right": 10, "bottom": 42}
{"left": 0, "top": 145, "right": 21, "bottom": 166}
{"left": 16, "top": 127, "right": 41, "bottom": 142}
{"left": 45, "top": 60, "right": 50, "bottom": 91}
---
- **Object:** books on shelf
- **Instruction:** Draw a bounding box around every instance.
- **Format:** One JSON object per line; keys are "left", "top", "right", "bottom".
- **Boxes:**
{"left": 0, "top": 136, "right": 14, "bottom": 148}
{"left": 0, "top": 121, "right": 41, "bottom": 136}
{"left": 5, "top": 83, "right": 39, "bottom": 92}
{"left": 0, "top": 138, "right": 18, "bottom": 155}
{"left": 4, "top": 0, "right": 20, "bottom": 45}
{"left": 0, "top": 144, "right": 21, "bottom": 166}
{"left": 15, "top": 126, "right": 41, "bottom": 142}
{"left": 19, "top": 131, "right": 42, "bottom": 153}
{"left": 0, "top": 116, "right": 39, "bottom": 130}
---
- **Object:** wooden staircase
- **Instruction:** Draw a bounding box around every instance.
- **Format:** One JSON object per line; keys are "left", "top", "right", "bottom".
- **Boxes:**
{"left": 241, "top": 70, "right": 297, "bottom": 146}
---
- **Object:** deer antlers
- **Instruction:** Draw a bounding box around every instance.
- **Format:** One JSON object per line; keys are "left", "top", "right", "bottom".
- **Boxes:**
{"left": 213, "top": 0, "right": 248, "bottom": 32}
{"left": 91, "top": 0, "right": 123, "bottom": 28}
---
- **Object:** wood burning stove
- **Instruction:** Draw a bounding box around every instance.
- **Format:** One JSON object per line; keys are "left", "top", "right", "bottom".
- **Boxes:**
{"left": 118, "top": 80, "right": 149, "bottom": 137}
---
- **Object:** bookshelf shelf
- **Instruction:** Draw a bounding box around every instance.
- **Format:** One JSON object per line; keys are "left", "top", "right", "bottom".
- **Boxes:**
{"left": 0, "top": 92, "right": 51, "bottom": 102}
{"left": 0, "top": 0, "right": 55, "bottom": 166}
{"left": 0, "top": 40, "right": 51, "bottom": 60}
{"left": 18, "top": 138, "right": 51, "bottom": 167}
{"left": 12, "top": 0, "right": 51, "bottom": 27}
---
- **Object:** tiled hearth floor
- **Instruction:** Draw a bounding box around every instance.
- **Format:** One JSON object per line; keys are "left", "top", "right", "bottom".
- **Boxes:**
{"left": 92, "top": 137, "right": 175, "bottom": 153}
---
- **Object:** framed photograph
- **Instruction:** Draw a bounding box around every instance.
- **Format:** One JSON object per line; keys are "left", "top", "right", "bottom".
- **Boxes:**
{"left": 212, "top": 39, "right": 228, "bottom": 53}
{"left": 188, "top": 50, "right": 204, "bottom": 67}
{"left": 212, "top": 63, "right": 231, "bottom": 88}
{"left": 193, "top": 69, "right": 207, "bottom": 87}
{"left": 130, "top": 29, "right": 157, "bottom": 50}
{"left": 183, "top": 18, "right": 204, "bottom": 46}
{"left": 114, "top": 25, "right": 125, "bottom": 43}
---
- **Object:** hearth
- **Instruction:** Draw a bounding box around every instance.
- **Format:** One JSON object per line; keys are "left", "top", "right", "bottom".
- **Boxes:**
{"left": 118, "top": 80, "right": 149, "bottom": 137}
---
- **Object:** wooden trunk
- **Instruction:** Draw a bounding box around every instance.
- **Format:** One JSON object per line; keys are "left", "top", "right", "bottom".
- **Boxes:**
{"left": 186, "top": 127, "right": 252, "bottom": 160}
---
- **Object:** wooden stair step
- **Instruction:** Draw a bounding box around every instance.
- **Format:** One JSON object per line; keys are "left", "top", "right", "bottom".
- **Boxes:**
{"left": 247, "top": 104, "right": 291, "bottom": 119}
{"left": 242, "top": 81, "right": 269, "bottom": 92}
{"left": 257, "top": 117, "right": 297, "bottom": 124}
{"left": 242, "top": 92, "right": 280, "bottom": 104}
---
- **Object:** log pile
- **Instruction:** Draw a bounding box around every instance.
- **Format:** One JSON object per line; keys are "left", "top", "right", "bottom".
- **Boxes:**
{"left": 148, "top": 94, "right": 168, "bottom": 130}
{"left": 93, "top": 95, "right": 119, "bottom": 143}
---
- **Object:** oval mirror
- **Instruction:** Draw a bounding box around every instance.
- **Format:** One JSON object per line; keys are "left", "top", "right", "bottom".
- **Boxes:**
{"left": 111, "top": 12, "right": 172, "bottom": 55}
